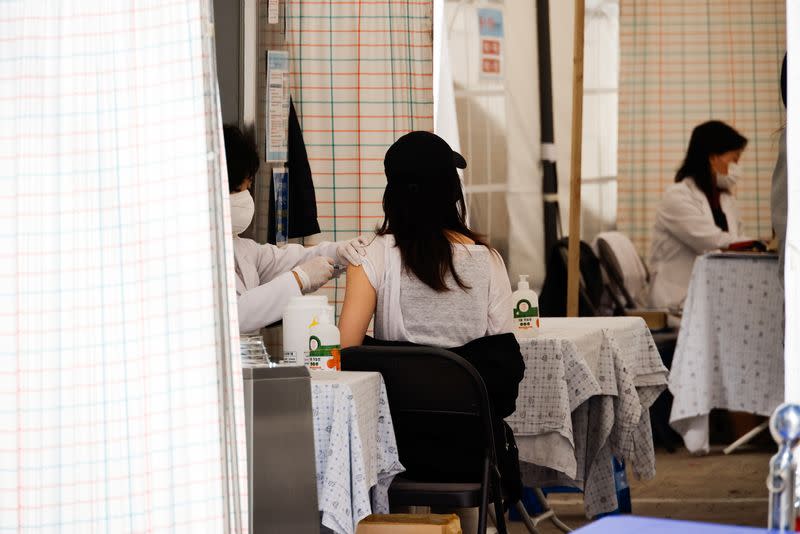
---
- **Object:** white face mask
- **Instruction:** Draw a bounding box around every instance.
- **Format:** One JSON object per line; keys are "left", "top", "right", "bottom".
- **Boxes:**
{"left": 716, "top": 162, "right": 742, "bottom": 190}
{"left": 230, "top": 190, "right": 254, "bottom": 235}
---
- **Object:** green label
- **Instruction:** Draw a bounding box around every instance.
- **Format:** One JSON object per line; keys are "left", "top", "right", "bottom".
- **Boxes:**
{"left": 308, "top": 336, "right": 341, "bottom": 370}
{"left": 513, "top": 299, "right": 539, "bottom": 319}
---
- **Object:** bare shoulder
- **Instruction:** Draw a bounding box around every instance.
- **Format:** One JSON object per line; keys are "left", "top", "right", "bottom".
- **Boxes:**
{"left": 445, "top": 230, "right": 476, "bottom": 245}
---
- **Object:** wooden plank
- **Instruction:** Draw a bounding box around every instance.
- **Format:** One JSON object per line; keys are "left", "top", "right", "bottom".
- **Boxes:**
{"left": 566, "top": 0, "right": 585, "bottom": 317}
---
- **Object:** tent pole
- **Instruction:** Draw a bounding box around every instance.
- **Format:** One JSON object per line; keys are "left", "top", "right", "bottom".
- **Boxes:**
{"left": 537, "top": 0, "right": 561, "bottom": 265}
{"left": 566, "top": 0, "right": 585, "bottom": 317}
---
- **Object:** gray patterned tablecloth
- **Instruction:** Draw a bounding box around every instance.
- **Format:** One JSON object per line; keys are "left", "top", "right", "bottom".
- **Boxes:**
{"left": 310, "top": 371, "right": 404, "bottom": 534}
{"left": 507, "top": 317, "right": 668, "bottom": 518}
{"left": 669, "top": 254, "right": 784, "bottom": 454}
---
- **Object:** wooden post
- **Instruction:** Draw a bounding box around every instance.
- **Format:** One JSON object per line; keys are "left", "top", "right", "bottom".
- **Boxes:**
{"left": 566, "top": 0, "right": 585, "bottom": 317}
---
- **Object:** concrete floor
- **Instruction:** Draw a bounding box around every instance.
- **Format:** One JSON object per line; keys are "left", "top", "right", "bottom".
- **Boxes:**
{"left": 509, "top": 446, "right": 772, "bottom": 533}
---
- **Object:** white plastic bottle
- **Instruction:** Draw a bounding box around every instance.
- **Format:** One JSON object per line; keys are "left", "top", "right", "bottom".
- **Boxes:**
{"left": 282, "top": 295, "right": 328, "bottom": 365}
{"left": 306, "top": 308, "right": 341, "bottom": 371}
{"left": 511, "top": 275, "right": 540, "bottom": 339}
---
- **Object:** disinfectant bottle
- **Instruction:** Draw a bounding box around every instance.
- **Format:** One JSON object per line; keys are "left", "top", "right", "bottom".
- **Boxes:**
{"left": 282, "top": 295, "right": 328, "bottom": 365}
{"left": 307, "top": 308, "right": 341, "bottom": 371}
{"left": 512, "top": 275, "right": 540, "bottom": 338}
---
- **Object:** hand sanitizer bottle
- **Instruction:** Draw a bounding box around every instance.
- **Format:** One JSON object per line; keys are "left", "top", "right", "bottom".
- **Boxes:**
{"left": 512, "top": 275, "right": 540, "bottom": 339}
{"left": 307, "top": 308, "right": 341, "bottom": 371}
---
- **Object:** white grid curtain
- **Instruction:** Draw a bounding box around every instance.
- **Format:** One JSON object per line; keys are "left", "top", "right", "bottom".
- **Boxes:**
{"left": 0, "top": 1, "right": 247, "bottom": 531}
{"left": 255, "top": 0, "right": 434, "bottom": 322}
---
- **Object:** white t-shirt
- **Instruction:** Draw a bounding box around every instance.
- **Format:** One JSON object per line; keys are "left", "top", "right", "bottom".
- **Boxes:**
{"left": 360, "top": 234, "right": 513, "bottom": 347}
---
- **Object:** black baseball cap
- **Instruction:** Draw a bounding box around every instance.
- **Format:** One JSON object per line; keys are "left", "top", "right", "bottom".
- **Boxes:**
{"left": 384, "top": 131, "right": 467, "bottom": 186}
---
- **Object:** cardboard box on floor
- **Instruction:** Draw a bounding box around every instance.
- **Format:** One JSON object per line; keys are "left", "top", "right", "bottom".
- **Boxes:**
{"left": 356, "top": 514, "right": 462, "bottom": 534}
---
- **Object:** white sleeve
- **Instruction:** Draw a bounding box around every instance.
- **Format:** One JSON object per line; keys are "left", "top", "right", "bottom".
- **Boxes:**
{"left": 486, "top": 252, "right": 513, "bottom": 335}
{"left": 237, "top": 271, "right": 301, "bottom": 333}
{"left": 358, "top": 236, "right": 385, "bottom": 291}
{"left": 657, "top": 189, "right": 736, "bottom": 254}
{"left": 254, "top": 241, "right": 339, "bottom": 284}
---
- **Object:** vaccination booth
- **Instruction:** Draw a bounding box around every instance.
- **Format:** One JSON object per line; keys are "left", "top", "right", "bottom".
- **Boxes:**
{"left": 2, "top": 0, "right": 799, "bottom": 533}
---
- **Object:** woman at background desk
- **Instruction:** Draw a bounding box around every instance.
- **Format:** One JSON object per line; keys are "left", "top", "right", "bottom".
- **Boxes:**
{"left": 648, "top": 120, "right": 748, "bottom": 310}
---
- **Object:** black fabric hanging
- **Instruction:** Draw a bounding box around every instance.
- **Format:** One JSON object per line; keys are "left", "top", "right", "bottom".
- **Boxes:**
{"left": 268, "top": 97, "right": 321, "bottom": 243}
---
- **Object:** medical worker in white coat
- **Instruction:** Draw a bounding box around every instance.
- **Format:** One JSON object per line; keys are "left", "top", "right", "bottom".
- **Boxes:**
{"left": 224, "top": 125, "right": 367, "bottom": 333}
{"left": 648, "top": 120, "right": 748, "bottom": 310}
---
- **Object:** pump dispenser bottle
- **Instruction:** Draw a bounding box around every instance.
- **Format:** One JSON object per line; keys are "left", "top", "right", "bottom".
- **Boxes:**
{"left": 512, "top": 275, "right": 540, "bottom": 339}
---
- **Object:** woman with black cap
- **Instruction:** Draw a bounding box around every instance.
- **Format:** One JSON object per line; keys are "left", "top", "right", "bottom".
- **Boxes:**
{"left": 338, "top": 130, "right": 513, "bottom": 349}
{"left": 338, "top": 132, "right": 519, "bottom": 533}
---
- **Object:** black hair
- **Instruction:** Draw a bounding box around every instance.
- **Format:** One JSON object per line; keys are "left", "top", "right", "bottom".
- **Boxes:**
{"left": 377, "top": 165, "right": 491, "bottom": 292}
{"left": 675, "top": 120, "right": 748, "bottom": 208}
{"left": 223, "top": 124, "right": 260, "bottom": 193}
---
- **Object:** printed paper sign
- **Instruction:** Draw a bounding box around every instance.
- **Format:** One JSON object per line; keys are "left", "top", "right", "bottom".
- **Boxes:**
{"left": 478, "top": 8, "right": 504, "bottom": 80}
{"left": 268, "top": 0, "right": 279, "bottom": 24}
{"left": 266, "top": 50, "right": 290, "bottom": 162}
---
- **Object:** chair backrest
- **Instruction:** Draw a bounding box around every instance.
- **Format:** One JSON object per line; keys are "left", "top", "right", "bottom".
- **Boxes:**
{"left": 341, "top": 345, "right": 497, "bottom": 483}
{"left": 594, "top": 231, "right": 649, "bottom": 309}
{"left": 540, "top": 237, "right": 604, "bottom": 316}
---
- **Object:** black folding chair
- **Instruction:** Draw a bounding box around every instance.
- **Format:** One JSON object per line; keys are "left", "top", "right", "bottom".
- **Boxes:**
{"left": 342, "top": 345, "right": 508, "bottom": 534}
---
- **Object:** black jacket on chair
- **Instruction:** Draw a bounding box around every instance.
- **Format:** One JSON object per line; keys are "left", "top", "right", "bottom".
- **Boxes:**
{"left": 362, "top": 332, "right": 525, "bottom": 503}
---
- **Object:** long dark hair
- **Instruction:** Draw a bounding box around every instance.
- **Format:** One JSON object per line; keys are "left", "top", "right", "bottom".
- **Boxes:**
{"left": 377, "top": 166, "right": 490, "bottom": 292}
{"left": 675, "top": 121, "right": 747, "bottom": 208}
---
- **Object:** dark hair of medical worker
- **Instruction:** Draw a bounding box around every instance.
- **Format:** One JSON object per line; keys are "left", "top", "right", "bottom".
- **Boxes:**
{"left": 223, "top": 124, "right": 260, "bottom": 193}
{"left": 376, "top": 133, "right": 492, "bottom": 292}
{"left": 675, "top": 120, "right": 748, "bottom": 217}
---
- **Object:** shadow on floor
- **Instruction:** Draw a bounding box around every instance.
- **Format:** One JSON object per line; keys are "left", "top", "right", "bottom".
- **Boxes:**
{"left": 509, "top": 446, "right": 771, "bottom": 534}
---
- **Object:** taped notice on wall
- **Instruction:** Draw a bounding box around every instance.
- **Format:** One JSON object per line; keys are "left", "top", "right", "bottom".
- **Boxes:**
{"left": 478, "top": 7, "right": 504, "bottom": 80}
{"left": 268, "top": 0, "right": 279, "bottom": 24}
{"left": 266, "top": 50, "right": 289, "bottom": 162}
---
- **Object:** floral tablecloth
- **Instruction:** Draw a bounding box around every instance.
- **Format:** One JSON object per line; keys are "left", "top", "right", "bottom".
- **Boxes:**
{"left": 669, "top": 254, "right": 784, "bottom": 454}
{"left": 310, "top": 370, "right": 404, "bottom": 534}
{"left": 507, "top": 317, "right": 668, "bottom": 517}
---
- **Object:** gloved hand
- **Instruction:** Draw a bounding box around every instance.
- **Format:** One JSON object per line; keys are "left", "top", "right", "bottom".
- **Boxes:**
{"left": 337, "top": 235, "right": 372, "bottom": 266}
{"left": 293, "top": 256, "right": 335, "bottom": 294}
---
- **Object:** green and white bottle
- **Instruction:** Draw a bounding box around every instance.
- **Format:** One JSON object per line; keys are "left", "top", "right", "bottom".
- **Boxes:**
{"left": 512, "top": 275, "right": 540, "bottom": 339}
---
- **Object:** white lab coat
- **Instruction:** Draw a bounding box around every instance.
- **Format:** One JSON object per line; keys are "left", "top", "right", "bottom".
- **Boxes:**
{"left": 233, "top": 237, "right": 339, "bottom": 334}
{"left": 647, "top": 178, "right": 744, "bottom": 309}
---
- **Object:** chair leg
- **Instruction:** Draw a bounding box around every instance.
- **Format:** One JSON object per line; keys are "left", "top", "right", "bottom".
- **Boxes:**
{"left": 513, "top": 501, "right": 541, "bottom": 534}
{"left": 532, "top": 489, "right": 572, "bottom": 533}
{"left": 477, "top": 456, "right": 490, "bottom": 534}
{"left": 488, "top": 463, "right": 508, "bottom": 534}
{"left": 492, "top": 497, "right": 508, "bottom": 534}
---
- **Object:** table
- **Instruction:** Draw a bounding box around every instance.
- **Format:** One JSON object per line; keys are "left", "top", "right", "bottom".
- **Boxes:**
{"left": 573, "top": 516, "right": 768, "bottom": 533}
{"left": 669, "top": 254, "right": 784, "bottom": 454}
{"left": 506, "top": 317, "right": 668, "bottom": 518}
{"left": 310, "top": 371, "right": 404, "bottom": 534}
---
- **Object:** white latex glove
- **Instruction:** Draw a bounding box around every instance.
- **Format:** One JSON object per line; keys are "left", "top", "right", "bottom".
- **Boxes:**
{"left": 293, "top": 256, "right": 335, "bottom": 294}
{"left": 337, "top": 235, "right": 372, "bottom": 266}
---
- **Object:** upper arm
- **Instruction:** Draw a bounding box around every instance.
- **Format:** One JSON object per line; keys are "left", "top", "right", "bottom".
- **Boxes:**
{"left": 338, "top": 264, "right": 378, "bottom": 348}
{"left": 487, "top": 252, "right": 513, "bottom": 335}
